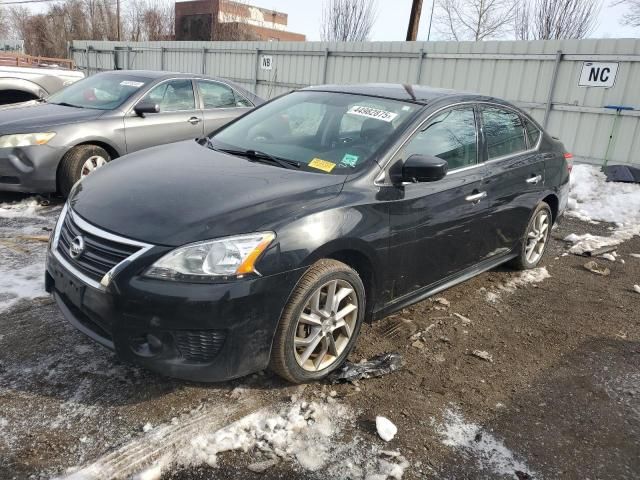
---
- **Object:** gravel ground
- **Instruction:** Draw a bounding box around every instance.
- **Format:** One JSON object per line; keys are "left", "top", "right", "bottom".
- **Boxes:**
{"left": 0, "top": 193, "right": 638, "bottom": 480}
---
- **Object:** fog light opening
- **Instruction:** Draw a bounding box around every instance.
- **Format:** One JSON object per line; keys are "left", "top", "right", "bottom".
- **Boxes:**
{"left": 130, "top": 333, "right": 164, "bottom": 358}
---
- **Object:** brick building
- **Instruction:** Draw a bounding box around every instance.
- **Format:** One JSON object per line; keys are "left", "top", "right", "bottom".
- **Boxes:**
{"left": 175, "top": 0, "right": 306, "bottom": 41}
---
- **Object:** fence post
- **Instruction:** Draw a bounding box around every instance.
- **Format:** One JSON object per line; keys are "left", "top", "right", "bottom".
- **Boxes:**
{"left": 543, "top": 50, "right": 563, "bottom": 129}
{"left": 202, "top": 47, "right": 207, "bottom": 74}
{"left": 127, "top": 46, "right": 132, "bottom": 70}
{"left": 254, "top": 48, "right": 260, "bottom": 93}
{"left": 416, "top": 48, "right": 425, "bottom": 84}
{"left": 85, "top": 48, "right": 90, "bottom": 75}
{"left": 322, "top": 48, "right": 329, "bottom": 84}
{"left": 161, "top": 47, "right": 166, "bottom": 70}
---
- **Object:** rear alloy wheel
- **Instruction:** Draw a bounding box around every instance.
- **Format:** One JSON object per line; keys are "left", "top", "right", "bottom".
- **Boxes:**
{"left": 270, "top": 259, "right": 365, "bottom": 383}
{"left": 58, "top": 145, "right": 111, "bottom": 197}
{"left": 510, "top": 202, "right": 552, "bottom": 270}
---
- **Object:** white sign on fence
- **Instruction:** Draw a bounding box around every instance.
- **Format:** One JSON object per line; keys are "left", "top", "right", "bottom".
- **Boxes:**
{"left": 578, "top": 62, "right": 618, "bottom": 88}
{"left": 260, "top": 55, "right": 273, "bottom": 70}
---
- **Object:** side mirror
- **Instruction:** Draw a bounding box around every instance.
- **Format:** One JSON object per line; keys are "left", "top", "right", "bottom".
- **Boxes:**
{"left": 402, "top": 154, "right": 448, "bottom": 183}
{"left": 134, "top": 102, "right": 160, "bottom": 117}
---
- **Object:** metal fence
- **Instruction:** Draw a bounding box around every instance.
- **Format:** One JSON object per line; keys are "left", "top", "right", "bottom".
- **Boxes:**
{"left": 71, "top": 38, "right": 640, "bottom": 167}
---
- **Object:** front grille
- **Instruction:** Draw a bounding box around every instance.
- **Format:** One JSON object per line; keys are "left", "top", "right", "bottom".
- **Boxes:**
{"left": 174, "top": 330, "right": 227, "bottom": 363}
{"left": 57, "top": 211, "right": 142, "bottom": 282}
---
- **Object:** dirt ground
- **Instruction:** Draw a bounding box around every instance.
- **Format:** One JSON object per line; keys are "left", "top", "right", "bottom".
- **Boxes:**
{"left": 0, "top": 193, "right": 638, "bottom": 480}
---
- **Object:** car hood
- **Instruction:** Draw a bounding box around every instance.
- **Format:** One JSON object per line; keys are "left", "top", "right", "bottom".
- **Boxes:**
{"left": 0, "top": 103, "right": 105, "bottom": 133}
{"left": 70, "top": 140, "right": 346, "bottom": 246}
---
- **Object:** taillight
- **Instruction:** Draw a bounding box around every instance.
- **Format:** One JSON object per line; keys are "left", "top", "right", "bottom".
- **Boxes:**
{"left": 564, "top": 153, "right": 573, "bottom": 172}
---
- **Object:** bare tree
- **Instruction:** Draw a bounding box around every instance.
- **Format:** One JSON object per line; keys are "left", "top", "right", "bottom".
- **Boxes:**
{"left": 513, "top": 0, "right": 600, "bottom": 40}
{"left": 435, "top": 0, "right": 518, "bottom": 41}
{"left": 613, "top": 0, "right": 640, "bottom": 27}
{"left": 0, "top": 8, "right": 8, "bottom": 38}
{"left": 320, "top": 0, "right": 378, "bottom": 42}
{"left": 124, "top": 0, "right": 174, "bottom": 41}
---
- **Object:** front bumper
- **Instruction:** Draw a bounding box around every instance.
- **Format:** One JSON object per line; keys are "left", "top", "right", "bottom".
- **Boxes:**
{"left": 45, "top": 250, "right": 305, "bottom": 382}
{"left": 0, "top": 145, "right": 63, "bottom": 193}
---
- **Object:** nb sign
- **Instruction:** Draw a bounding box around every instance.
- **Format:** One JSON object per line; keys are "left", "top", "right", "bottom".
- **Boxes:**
{"left": 260, "top": 55, "right": 273, "bottom": 70}
{"left": 579, "top": 62, "right": 618, "bottom": 88}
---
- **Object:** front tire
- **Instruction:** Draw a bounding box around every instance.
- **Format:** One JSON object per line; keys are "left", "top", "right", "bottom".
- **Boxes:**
{"left": 269, "top": 259, "right": 365, "bottom": 384}
{"left": 58, "top": 145, "right": 110, "bottom": 197}
{"left": 510, "top": 201, "right": 552, "bottom": 270}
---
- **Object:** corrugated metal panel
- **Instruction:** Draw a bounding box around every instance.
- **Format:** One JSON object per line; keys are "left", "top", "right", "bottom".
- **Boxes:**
{"left": 71, "top": 39, "right": 640, "bottom": 166}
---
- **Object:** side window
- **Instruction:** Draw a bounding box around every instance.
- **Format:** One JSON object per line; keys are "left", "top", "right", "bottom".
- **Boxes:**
{"left": 482, "top": 107, "right": 527, "bottom": 159}
{"left": 234, "top": 92, "right": 253, "bottom": 107}
{"left": 403, "top": 107, "right": 477, "bottom": 170}
{"left": 524, "top": 119, "right": 541, "bottom": 148}
{"left": 197, "top": 81, "right": 238, "bottom": 109}
{"left": 142, "top": 80, "right": 195, "bottom": 112}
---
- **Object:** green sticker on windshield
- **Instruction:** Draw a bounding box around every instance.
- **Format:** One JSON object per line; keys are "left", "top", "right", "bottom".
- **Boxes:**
{"left": 341, "top": 153, "right": 360, "bottom": 168}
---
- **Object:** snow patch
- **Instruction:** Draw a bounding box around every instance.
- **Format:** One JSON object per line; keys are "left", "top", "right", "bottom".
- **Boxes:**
{"left": 485, "top": 267, "right": 550, "bottom": 303}
{"left": 564, "top": 226, "right": 640, "bottom": 256}
{"left": 438, "top": 407, "right": 535, "bottom": 478}
{"left": 0, "top": 262, "right": 48, "bottom": 312}
{"left": 0, "top": 198, "right": 47, "bottom": 219}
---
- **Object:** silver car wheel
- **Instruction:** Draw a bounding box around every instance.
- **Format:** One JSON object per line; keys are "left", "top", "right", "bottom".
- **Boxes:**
{"left": 525, "top": 210, "right": 550, "bottom": 264}
{"left": 294, "top": 279, "right": 358, "bottom": 372}
{"left": 80, "top": 155, "right": 107, "bottom": 179}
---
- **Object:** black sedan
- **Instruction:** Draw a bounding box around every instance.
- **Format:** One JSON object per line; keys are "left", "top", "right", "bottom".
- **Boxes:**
{"left": 45, "top": 84, "right": 571, "bottom": 383}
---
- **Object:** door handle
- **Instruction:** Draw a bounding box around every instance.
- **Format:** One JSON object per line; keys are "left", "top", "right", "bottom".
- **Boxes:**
{"left": 188, "top": 117, "right": 202, "bottom": 125}
{"left": 465, "top": 191, "right": 487, "bottom": 204}
{"left": 526, "top": 174, "right": 542, "bottom": 184}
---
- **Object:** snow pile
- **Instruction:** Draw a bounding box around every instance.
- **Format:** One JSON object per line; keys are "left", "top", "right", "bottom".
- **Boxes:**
{"left": 0, "top": 198, "right": 47, "bottom": 219}
{"left": 485, "top": 267, "right": 550, "bottom": 303}
{"left": 133, "top": 399, "right": 410, "bottom": 480}
{"left": 438, "top": 408, "right": 535, "bottom": 478}
{"left": 567, "top": 165, "right": 640, "bottom": 225}
{"left": 565, "top": 165, "right": 640, "bottom": 254}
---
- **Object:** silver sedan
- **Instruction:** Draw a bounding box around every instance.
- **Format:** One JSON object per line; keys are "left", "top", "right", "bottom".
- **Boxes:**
{"left": 0, "top": 70, "right": 263, "bottom": 196}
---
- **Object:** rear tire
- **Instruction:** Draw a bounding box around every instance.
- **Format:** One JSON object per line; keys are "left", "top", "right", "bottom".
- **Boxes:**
{"left": 269, "top": 259, "right": 365, "bottom": 384}
{"left": 509, "top": 202, "right": 552, "bottom": 270}
{"left": 58, "top": 145, "right": 110, "bottom": 197}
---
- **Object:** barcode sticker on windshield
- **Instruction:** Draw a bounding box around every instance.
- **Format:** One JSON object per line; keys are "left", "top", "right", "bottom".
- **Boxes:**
{"left": 120, "top": 81, "right": 145, "bottom": 88}
{"left": 347, "top": 105, "right": 398, "bottom": 122}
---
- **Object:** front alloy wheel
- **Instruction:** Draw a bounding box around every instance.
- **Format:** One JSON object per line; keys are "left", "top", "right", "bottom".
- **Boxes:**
{"left": 270, "top": 259, "right": 365, "bottom": 383}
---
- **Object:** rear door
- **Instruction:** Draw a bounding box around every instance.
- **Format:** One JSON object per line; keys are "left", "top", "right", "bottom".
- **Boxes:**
{"left": 480, "top": 105, "right": 546, "bottom": 255}
{"left": 387, "top": 105, "right": 494, "bottom": 297}
{"left": 124, "top": 79, "right": 203, "bottom": 152}
{"left": 195, "top": 80, "right": 253, "bottom": 134}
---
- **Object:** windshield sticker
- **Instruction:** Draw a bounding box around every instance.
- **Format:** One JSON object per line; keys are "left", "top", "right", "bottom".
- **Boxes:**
{"left": 347, "top": 105, "right": 398, "bottom": 122}
{"left": 309, "top": 158, "right": 336, "bottom": 172}
{"left": 120, "top": 81, "right": 145, "bottom": 88}
{"left": 341, "top": 153, "right": 360, "bottom": 168}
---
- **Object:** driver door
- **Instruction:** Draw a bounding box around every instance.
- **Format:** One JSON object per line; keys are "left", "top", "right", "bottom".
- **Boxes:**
{"left": 124, "top": 79, "right": 203, "bottom": 153}
{"left": 387, "top": 106, "right": 493, "bottom": 297}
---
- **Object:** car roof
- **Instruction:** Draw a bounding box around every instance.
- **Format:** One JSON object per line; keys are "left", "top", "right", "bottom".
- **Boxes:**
{"left": 98, "top": 70, "right": 229, "bottom": 82}
{"left": 302, "top": 83, "right": 497, "bottom": 106}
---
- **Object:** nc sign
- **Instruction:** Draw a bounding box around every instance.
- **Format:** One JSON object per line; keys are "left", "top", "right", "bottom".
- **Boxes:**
{"left": 578, "top": 62, "right": 618, "bottom": 88}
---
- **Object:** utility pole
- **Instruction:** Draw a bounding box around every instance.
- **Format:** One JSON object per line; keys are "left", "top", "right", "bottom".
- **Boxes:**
{"left": 427, "top": 0, "right": 436, "bottom": 41}
{"left": 406, "top": 0, "right": 424, "bottom": 41}
{"left": 116, "top": 0, "right": 121, "bottom": 41}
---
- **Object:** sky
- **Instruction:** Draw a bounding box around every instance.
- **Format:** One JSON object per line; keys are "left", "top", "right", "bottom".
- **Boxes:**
{"left": 236, "top": 0, "right": 639, "bottom": 41}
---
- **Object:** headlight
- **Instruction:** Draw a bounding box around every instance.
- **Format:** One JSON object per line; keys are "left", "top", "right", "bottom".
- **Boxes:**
{"left": 144, "top": 232, "right": 276, "bottom": 281}
{"left": 0, "top": 132, "right": 56, "bottom": 148}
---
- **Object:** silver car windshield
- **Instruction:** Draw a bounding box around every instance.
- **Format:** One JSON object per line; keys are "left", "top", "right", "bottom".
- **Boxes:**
{"left": 210, "top": 91, "right": 420, "bottom": 174}
{"left": 47, "top": 74, "right": 151, "bottom": 110}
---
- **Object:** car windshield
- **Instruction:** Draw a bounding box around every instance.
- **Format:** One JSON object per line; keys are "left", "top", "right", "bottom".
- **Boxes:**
{"left": 209, "top": 91, "right": 420, "bottom": 174}
{"left": 47, "top": 73, "right": 152, "bottom": 110}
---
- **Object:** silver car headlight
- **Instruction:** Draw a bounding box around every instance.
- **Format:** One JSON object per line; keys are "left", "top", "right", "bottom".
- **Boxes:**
{"left": 144, "top": 232, "right": 276, "bottom": 281}
{"left": 0, "top": 132, "right": 56, "bottom": 148}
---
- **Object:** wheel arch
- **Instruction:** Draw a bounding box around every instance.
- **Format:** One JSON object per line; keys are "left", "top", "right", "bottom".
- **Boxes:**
{"left": 302, "top": 239, "right": 379, "bottom": 322}
{"left": 541, "top": 192, "right": 559, "bottom": 223}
